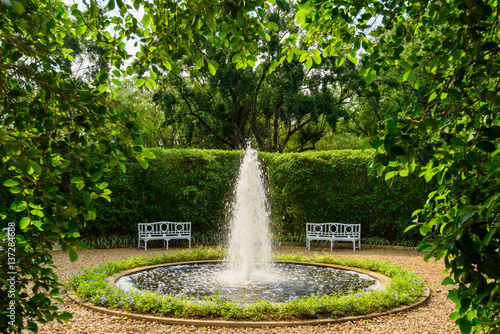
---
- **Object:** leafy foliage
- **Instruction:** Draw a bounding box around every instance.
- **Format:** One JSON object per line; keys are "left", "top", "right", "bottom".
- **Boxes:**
{"left": 81, "top": 148, "right": 242, "bottom": 240}
{"left": 0, "top": 0, "right": 270, "bottom": 332}
{"left": 0, "top": 0, "right": 156, "bottom": 332}
{"left": 294, "top": 0, "right": 500, "bottom": 332}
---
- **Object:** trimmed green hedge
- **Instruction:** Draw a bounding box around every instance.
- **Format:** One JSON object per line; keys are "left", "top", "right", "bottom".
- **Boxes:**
{"left": 261, "top": 150, "right": 435, "bottom": 244}
{"left": 78, "top": 148, "right": 434, "bottom": 246}
{"left": 81, "top": 148, "right": 242, "bottom": 242}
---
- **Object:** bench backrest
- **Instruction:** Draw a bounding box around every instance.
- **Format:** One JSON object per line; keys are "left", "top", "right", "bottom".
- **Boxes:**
{"left": 306, "top": 223, "right": 360, "bottom": 237}
{"left": 138, "top": 222, "right": 191, "bottom": 237}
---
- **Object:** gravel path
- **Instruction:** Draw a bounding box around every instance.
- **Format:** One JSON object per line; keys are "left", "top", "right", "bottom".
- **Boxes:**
{"left": 33, "top": 244, "right": 459, "bottom": 334}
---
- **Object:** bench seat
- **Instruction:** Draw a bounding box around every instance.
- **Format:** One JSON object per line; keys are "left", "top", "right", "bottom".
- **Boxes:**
{"left": 306, "top": 222, "right": 361, "bottom": 251}
{"left": 138, "top": 221, "right": 191, "bottom": 251}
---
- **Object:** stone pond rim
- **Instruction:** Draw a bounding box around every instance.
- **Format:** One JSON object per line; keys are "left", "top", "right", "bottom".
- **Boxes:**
{"left": 67, "top": 260, "right": 431, "bottom": 328}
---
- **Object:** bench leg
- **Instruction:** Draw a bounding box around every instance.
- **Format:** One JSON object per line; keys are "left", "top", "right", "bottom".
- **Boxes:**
{"left": 189, "top": 238, "right": 191, "bottom": 249}
{"left": 331, "top": 240, "right": 334, "bottom": 251}
{"left": 306, "top": 238, "right": 310, "bottom": 250}
{"left": 165, "top": 239, "right": 169, "bottom": 250}
{"left": 138, "top": 238, "right": 146, "bottom": 250}
{"left": 144, "top": 240, "right": 148, "bottom": 251}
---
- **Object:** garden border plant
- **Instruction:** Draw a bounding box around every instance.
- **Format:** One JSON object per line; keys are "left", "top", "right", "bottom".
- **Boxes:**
{"left": 67, "top": 248, "right": 429, "bottom": 325}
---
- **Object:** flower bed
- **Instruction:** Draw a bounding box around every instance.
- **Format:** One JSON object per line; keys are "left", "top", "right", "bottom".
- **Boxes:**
{"left": 67, "top": 247, "right": 427, "bottom": 321}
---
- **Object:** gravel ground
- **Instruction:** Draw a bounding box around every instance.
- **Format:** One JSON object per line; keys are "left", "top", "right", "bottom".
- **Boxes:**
{"left": 32, "top": 244, "right": 460, "bottom": 334}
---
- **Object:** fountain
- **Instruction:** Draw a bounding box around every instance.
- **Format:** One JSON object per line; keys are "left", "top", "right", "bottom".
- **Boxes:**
{"left": 115, "top": 144, "right": 379, "bottom": 302}
{"left": 225, "top": 144, "right": 273, "bottom": 281}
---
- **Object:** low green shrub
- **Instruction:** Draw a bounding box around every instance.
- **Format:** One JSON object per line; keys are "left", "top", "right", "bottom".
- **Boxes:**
{"left": 68, "top": 248, "right": 427, "bottom": 321}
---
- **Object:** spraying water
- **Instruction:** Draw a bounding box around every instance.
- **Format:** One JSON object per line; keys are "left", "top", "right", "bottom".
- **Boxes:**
{"left": 115, "top": 143, "right": 380, "bottom": 301}
{"left": 225, "top": 144, "right": 273, "bottom": 281}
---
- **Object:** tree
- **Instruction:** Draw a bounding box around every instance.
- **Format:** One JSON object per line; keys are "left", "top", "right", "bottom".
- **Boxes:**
{"left": 293, "top": 0, "right": 500, "bottom": 333}
{"left": 0, "top": 0, "right": 270, "bottom": 332}
{"left": 152, "top": 1, "right": 375, "bottom": 152}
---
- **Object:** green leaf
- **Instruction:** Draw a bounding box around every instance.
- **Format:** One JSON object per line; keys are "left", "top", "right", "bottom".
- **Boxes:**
{"left": 83, "top": 191, "right": 92, "bottom": 206}
{"left": 335, "top": 57, "right": 346, "bottom": 67}
{"left": 365, "top": 71, "right": 375, "bottom": 85}
{"left": 466, "top": 151, "right": 479, "bottom": 165}
{"left": 458, "top": 316, "right": 472, "bottom": 334}
{"left": 68, "top": 220, "right": 78, "bottom": 233}
{"left": 449, "top": 311, "right": 461, "bottom": 321}
{"left": 207, "top": 59, "right": 218, "bottom": 76}
{"left": 385, "top": 171, "right": 397, "bottom": 181}
{"left": 146, "top": 79, "right": 156, "bottom": 89}
{"left": 398, "top": 70, "right": 411, "bottom": 82}
{"left": 112, "top": 79, "right": 122, "bottom": 86}
{"left": 12, "top": 157, "right": 30, "bottom": 173}
{"left": 108, "top": 0, "right": 115, "bottom": 10}
{"left": 28, "top": 160, "right": 42, "bottom": 175}
{"left": 208, "top": 63, "right": 216, "bottom": 76}
{"left": 11, "top": 201, "right": 27, "bottom": 212}
{"left": 20, "top": 217, "right": 31, "bottom": 229}
{"left": 347, "top": 54, "right": 357, "bottom": 64}
{"left": 482, "top": 126, "right": 500, "bottom": 140}
{"left": 404, "top": 224, "right": 417, "bottom": 232}
{"left": 136, "top": 155, "right": 149, "bottom": 169}
{"left": 69, "top": 249, "right": 78, "bottom": 262}
{"left": 98, "top": 85, "right": 107, "bottom": 93}
{"left": 134, "top": 79, "right": 145, "bottom": 88}
{"left": 442, "top": 276, "right": 455, "bottom": 285}
{"left": 257, "top": 8, "right": 265, "bottom": 20}
{"left": 142, "top": 151, "right": 155, "bottom": 159}
{"left": 231, "top": 53, "right": 241, "bottom": 64}
{"left": 313, "top": 53, "right": 321, "bottom": 65}
{"left": 451, "top": 137, "right": 467, "bottom": 146}
{"left": 484, "top": 228, "right": 497, "bottom": 246}
{"left": 26, "top": 148, "right": 38, "bottom": 158}
{"left": 196, "top": 57, "right": 204, "bottom": 69}
{"left": 268, "top": 22, "right": 279, "bottom": 31}
{"left": 70, "top": 177, "right": 84, "bottom": 184}
{"left": 11, "top": 1, "right": 25, "bottom": 14}
{"left": 3, "top": 179, "right": 19, "bottom": 187}
{"left": 97, "top": 182, "right": 108, "bottom": 190}
{"left": 477, "top": 141, "right": 496, "bottom": 153}
{"left": 90, "top": 0, "right": 98, "bottom": 17}
{"left": 75, "top": 25, "right": 87, "bottom": 36}
{"left": 306, "top": 58, "right": 313, "bottom": 70}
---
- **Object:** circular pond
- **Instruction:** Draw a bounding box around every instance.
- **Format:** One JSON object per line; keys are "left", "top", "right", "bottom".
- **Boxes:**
{"left": 115, "top": 261, "right": 379, "bottom": 303}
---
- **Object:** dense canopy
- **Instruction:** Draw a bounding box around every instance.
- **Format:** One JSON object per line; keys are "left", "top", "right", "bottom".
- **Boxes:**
{"left": 1, "top": 0, "right": 499, "bottom": 333}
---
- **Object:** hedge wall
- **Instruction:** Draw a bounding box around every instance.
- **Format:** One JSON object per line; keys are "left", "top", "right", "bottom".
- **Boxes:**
{"left": 261, "top": 150, "right": 435, "bottom": 244}
{"left": 80, "top": 148, "right": 242, "bottom": 241}
{"left": 76, "top": 148, "right": 435, "bottom": 245}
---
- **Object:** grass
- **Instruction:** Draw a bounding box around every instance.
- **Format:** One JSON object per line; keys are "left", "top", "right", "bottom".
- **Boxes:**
{"left": 67, "top": 247, "right": 427, "bottom": 321}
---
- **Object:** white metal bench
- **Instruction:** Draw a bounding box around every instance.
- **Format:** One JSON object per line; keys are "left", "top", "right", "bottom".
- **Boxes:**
{"left": 306, "top": 222, "right": 361, "bottom": 251}
{"left": 138, "top": 221, "right": 191, "bottom": 251}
